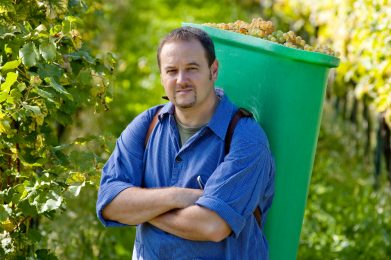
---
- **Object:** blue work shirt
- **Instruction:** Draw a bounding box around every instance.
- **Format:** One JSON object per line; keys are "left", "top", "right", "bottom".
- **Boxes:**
{"left": 96, "top": 90, "right": 275, "bottom": 259}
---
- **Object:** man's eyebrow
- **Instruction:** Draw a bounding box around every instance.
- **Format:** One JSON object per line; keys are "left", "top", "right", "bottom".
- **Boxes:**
{"left": 163, "top": 65, "right": 177, "bottom": 70}
{"left": 187, "top": 62, "right": 200, "bottom": 67}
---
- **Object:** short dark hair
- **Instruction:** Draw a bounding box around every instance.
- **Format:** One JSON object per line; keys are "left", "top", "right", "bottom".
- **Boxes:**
{"left": 157, "top": 26, "right": 216, "bottom": 70}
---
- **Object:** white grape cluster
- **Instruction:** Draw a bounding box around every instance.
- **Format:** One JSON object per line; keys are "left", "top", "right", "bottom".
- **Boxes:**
{"left": 204, "top": 18, "right": 338, "bottom": 57}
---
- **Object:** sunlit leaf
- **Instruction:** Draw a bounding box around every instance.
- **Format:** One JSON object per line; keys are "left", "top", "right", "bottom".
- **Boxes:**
{"left": 66, "top": 172, "right": 86, "bottom": 184}
{"left": 38, "top": 0, "right": 68, "bottom": 20}
{"left": 0, "top": 1, "right": 16, "bottom": 14}
{"left": 33, "top": 190, "right": 63, "bottom": 213}
{"left": 1, "top": 72, "right": 18, "bottom": 93}
{"left": 67, "top": 182, "right": 85, "bottom": 197}
{"left": 0, "top": 92, "right": 8, "bottom": 103}
{"left": 0, "top": 60, "right": 21, "bottom": 72}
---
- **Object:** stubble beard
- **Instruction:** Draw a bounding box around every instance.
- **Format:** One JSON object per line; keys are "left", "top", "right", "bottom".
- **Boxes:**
{"left": 174, "top": 88, "right": 197, "bottom": 109}
{"left": 172, "top": 70, "right": 213, "bottom": 109}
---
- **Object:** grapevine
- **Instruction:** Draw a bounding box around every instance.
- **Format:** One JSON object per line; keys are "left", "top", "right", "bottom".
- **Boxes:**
{"left": 204, "top": 18, "right": 338, "bottom": 57}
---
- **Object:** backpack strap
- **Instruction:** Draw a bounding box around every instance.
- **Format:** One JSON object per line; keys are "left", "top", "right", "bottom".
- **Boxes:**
{"left": 144, "top": 107, "right": 162, "bottom": 147}
{"left": 225, "top": 108, "right": 253, "bottom": 154}
{"left": 225, "top": 108, "right": 263, "bottom": 228}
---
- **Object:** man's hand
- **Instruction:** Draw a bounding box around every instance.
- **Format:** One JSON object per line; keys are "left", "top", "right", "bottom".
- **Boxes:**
{"left": 102, "top": 187, "right": 202, "bottom": 225}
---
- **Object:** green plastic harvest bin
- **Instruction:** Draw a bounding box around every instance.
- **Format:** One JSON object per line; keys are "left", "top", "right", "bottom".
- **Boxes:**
{"left": 183, "top": 23, "right": 340, "bottom": 260}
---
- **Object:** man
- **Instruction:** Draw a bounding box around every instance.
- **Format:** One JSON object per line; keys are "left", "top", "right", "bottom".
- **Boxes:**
{"left": 96, "top": 26, "right": 275, "bottom": 259}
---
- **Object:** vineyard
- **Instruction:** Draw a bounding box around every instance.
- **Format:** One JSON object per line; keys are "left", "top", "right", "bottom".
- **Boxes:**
{"left": 1, "top": 0, "right": 390, "bottom": 259}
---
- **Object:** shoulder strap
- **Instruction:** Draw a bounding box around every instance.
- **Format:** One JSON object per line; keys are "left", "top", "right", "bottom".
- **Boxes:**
{"left": 225, "top": 108, "right": 253, "bottom": 154}
{"left": 225, "top": 108, "right": 262, "bottom": 228}
{"left": 144, "top": 107, "right": 162, "bottom": 147}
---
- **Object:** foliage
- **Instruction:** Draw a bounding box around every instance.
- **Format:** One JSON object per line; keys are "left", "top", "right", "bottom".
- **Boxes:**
{"left": 0, "top": 0, "right": 114, "bottom": 258}
{"left": 298, "top": 103, "right": 391, "bottom": 259}
{"left": 259, "top": 0, "right": 391, "bottom": 126}
{"left": 38, "top": 183, "right": 135, "bottom": 259}
{"left": 2, "top": 0, "right": 388, "bottom": 258}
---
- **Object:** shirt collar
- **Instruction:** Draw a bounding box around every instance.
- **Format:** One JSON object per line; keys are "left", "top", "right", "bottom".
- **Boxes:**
{"left": 158, "top": 101, "right": 175, "bottom": 119}
{"left": 157, "top": 88, "right": 236, "bottom": 140}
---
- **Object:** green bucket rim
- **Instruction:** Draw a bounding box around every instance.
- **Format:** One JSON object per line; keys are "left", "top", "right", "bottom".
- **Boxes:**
{"left": 183, "top": 22, "right": 340, "bottom": 68}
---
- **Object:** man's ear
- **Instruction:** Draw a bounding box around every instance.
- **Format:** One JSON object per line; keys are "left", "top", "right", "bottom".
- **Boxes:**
{"left": 211, "top": 59, "right": 219, "bottom": 81}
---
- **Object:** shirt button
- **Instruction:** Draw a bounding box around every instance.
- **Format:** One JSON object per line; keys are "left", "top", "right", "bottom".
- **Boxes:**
{"left": 175, "top": 156, "right": 182, "bottom": 163}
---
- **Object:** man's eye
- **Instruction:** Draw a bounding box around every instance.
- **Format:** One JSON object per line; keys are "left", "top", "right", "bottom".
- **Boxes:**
{"left": 167, "top": 70, "right": 177, "bottom": 74}
{"left": 188, "top": 67, "right": 198, "bottom": 71}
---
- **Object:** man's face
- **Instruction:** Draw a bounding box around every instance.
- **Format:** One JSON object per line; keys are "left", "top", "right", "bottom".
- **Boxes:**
{"left": 159, "top": 39, "right": 218, "bottom": 110}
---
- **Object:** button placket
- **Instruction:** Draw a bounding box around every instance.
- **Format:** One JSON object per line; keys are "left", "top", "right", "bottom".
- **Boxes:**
{"left": 170, "top": 153, "right": 183, "bottom": 185}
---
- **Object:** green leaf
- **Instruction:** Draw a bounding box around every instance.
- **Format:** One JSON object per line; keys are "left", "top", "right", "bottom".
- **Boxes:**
{"left": 42, "top": 0, "right": 68, "bottom": 20}
{"left": 27, "top": 229, "right": 42, "bottom": 243}
{"left": 19, "top": 42, "right": 39, "bottom": 67}
{"left": 0, "top": 92, "right": 8, "bottom": 103}
{"left": 65, "top": 16, "right": 82, "bottom": 24}
{"left": 66, "top": 172, "right": 86, "bottom": 184}
{"left": 73, "top": 135, "right": 97, "bottom": 144}
{"left": 10, "top": 88, "right": 22, "bottom": 101}
{"left": 0, "top": 60, "right": 21, "bottom": 72}
{"left": 1, "top": 72, "right": 18, "bottom": 93}
{"left": 18, "top": 199, "right": 38, "bottom": 216}
{"left": 36, "top": 88, "right": 55, "bottom": 103}
{"left": 62, "top": 19, "right": 71, "bottom": 34}
{"left": 67, "top": 50, "right": 96, "bottom": 64}
{"left": 45, "top": 77, "right": 73, "bottom": 100}
{"left": 0, "top": 205, "right": 9, "bottom": 222}
{"left": 22, "top": 103, "right": 42, "bottom": 116}
{"left": 35, "top": 249, "right": 58, "bottom": 260}
{"left": 33, "top": 190, "right": 63, "bottom": 213}
{"left": 37, "top": 63, "right": 63, "bottom": 80}
{"left": 39, "top": 40, "right": 57, "bottom": 62}
{"left": 78, "top": 69, "right": 92, "bottom": 85}
{"left": 4, "top": 44, "right": 12, "bottom": 55}
{"left": 0, "top": 1, "right": 16, "bottom": 14}
{"left": 17, "top": 82, "right": 26, "bottom": 92}
{"left": 68, "top": 182, "right": 85, "bottom": 197}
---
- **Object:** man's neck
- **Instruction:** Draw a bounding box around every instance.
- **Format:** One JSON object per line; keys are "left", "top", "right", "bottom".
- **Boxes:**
{"left": 174, "top": 93, "right": 219, "bottom": 128}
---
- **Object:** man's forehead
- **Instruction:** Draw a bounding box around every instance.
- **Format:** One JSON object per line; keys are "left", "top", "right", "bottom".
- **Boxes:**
{"left": 162, "top": 61, "right": 200, "bottom": 69}
{"left": 160, "top": 40, "right": 207, "bottom": 64}
{"left": 161, "top": 39, "right": 203, "bottom": 51}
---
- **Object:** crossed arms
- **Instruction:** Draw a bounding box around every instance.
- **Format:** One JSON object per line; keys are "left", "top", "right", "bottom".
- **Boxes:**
{"left": 101, "top": 186, "right": 232, "bottom": 242}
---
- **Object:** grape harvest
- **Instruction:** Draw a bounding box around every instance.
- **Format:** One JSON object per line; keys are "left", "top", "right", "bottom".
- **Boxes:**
{"left": 204, "top": 18, "right": 338, "bottom": 57}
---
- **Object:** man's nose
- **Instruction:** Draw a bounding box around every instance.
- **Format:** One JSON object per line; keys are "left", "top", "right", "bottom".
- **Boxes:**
{"left": 176, "top": 71, "right": 188, "bottom": 85}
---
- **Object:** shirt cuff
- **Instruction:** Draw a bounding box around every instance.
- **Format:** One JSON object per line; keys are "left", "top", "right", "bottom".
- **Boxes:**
{"left": 195, "top": 195, "right": 246, "bottom": 238}
{"left": 96, "top": 181, "right": 134, "bottom": 227}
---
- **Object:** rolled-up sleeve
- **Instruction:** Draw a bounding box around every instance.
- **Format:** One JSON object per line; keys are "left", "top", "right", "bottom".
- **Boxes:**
{"left": 195, "top": 118, "right": 275, "bottom": 238}
{"left": 96, "top": 109, "right": 154, "bottom": 227}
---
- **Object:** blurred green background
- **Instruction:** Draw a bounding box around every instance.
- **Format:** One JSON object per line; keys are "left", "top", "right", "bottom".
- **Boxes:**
{"left": 1, "top": 0, "right": 390, "bottom": 259}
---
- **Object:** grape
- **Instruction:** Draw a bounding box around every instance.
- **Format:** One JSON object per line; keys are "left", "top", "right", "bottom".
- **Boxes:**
{"left": 204, "top": 18, "right": 338, "bottom": 57}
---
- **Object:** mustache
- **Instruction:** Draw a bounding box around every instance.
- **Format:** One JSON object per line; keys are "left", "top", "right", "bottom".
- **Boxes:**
{"left": 175, "top": 85, "right": 194, "bottom": 91}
